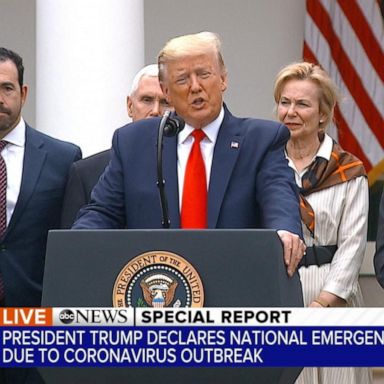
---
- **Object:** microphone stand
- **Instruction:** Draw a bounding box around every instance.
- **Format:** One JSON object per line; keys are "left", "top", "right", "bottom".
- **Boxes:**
{"left": 156, "top": 110, "right": 172, "bottom": 228}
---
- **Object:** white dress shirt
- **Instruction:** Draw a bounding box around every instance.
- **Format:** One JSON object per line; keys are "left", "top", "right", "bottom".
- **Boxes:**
{"left": 1, "top": 118, "right": 25, "bottom": 225}
{"left": 177, "top": 107, "right": 224, "bottom": 209}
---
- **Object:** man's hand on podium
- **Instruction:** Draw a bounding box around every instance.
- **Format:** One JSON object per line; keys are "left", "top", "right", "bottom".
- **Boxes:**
{"left": 277, "top": 230, "right": 306, "bottom": 277}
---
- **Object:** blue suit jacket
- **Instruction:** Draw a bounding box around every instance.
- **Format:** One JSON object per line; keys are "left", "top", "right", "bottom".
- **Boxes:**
{"left": 60, "top": 149, "right": 111, "bottom": 228}
{"left": 0, "top": 125, "right": 81, "bottom": 306}
{"left": 74, "top": 107, "right": 301, "bottom": 235}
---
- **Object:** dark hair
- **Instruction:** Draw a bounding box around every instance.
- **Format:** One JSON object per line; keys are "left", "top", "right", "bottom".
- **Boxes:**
{"left": 0, "top": 47, "right": 24, "bottom": 88}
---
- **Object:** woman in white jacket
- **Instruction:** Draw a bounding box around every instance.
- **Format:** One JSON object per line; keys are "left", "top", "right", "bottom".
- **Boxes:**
{"left": 273, "top": 61, "right": 372, "bottom": 384}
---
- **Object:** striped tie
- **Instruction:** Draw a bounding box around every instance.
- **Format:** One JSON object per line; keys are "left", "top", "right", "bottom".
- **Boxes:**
{"left": 0, "top": 140, "right": 8, "bottom": 302}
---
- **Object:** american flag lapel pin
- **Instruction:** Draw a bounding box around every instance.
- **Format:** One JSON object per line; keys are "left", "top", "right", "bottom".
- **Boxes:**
{"left": 230, "top": 141, "right": 239, "bottom": 149}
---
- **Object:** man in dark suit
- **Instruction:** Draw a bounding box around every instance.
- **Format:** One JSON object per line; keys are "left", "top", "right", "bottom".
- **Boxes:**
{"left": 374, "top": 188, "right": 384, "bottom": 288}
{"left": 60, "top": 64, "right": 170, "bottom": 228}
{"left": 73, "top": 32, "right": 305, "bottom": 276}
{"left": 0, "top": 48, "right": 81, "bottom": 382}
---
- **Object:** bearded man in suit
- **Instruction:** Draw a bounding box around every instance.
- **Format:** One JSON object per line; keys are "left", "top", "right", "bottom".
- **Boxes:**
{"left": 0, "top": 47, "right": 81, "bottom": 383}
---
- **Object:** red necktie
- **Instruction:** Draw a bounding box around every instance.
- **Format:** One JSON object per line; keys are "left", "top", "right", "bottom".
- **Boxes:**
{"left": 181, "top": 130, "right": 207, "bottom": 228}
{"left": 0, "top": 140, "right": 7, "bottom": 302}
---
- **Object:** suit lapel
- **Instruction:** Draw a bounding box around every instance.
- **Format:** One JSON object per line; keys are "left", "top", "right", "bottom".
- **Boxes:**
{"left": 208, "top": 109, "right": 244, "bottom": 228}
{"left": 161, "top": 135, "right": 180, "bottom": 228}
{"left": 156, "top": 107, "right": 243, "bottom": 229}
{"left": 7, "top": 126, "right": 46, "bottom": 233}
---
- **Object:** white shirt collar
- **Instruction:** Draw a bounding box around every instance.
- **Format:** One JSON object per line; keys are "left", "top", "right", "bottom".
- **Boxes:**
{"left": 2, "top": 117, "right": 26, "bottom": 147}
{"left": 316, "top": 133, "right": 333, "bottom": 161}
{"left": 178, "top": 106, "right": 224, "bottom": 144}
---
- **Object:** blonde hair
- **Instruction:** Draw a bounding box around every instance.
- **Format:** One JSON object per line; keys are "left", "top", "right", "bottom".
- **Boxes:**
{"left": 157, "top": 31, "right": 226, "bottom": 82}
{"left": 273, "top": 62, "right": 339, "bottom": 129}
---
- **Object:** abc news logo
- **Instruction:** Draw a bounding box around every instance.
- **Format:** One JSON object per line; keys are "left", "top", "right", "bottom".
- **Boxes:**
{"left": 59, "top": 309, "right": 131, "bottom": 324}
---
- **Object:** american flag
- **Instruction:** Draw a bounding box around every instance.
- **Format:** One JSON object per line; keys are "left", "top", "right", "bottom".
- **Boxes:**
{"left": 303, "top": 0, "right": 384, "bottom": 185}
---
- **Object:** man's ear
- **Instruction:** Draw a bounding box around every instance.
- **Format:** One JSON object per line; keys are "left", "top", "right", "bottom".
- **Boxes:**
{"left": 21, "top": 85, "right": 28, "bottom": 107}
{"left": 126, "top": 96, "right": 133, "bottom": 118}
{"left": 160, "top": 82, "right": 172, "bottom": 105}
{"left": 220, "top": 72, "right": 228, "bottom": 93}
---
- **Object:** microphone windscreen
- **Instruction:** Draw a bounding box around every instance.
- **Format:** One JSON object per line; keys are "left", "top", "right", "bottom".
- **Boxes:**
{"left": 163, "top": 114, "right": 185, "bottom": 137}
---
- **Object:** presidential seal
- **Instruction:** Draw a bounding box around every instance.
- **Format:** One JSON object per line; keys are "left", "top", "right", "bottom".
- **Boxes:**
{"left": 112, "top": 251, "right": 204, "bottom": 308}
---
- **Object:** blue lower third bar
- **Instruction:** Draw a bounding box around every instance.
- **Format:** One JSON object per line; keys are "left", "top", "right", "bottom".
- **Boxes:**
{"left": 0, "top": 326, "right": 383, "bottom": 367}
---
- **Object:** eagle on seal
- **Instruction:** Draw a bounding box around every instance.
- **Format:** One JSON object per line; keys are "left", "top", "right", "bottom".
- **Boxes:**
{"left": 140, "top": 273, "right": 178, "bottom": 307}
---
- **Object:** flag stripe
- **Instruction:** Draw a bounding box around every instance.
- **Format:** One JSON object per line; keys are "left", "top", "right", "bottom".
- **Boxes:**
{"left": 358, "top": 0, "right": 384, "bottom": 50}
{"left": 307, "top": 0, "right": 384, "bottom": 148}
{"left": 305, "top": 20, "right": 383, "bottom": 166}
{"left": 337, "top": 0, "right": 384, "bottom": 80}
{"left": 304, "top": 0, "right": 384, "bottom": 176}
{"left": 303, "top": 0, "right": 384, "bottom": 176}
{"left": 304, "top": 41, "right": 382, "bottom": 167}
{"left": 303, "top": 41, "right": 316, "bottom": 64}
{"left": 321, "top": 0, "right": 384, "bottom": 117}
{"left": 334, "top": 106, "right": 372, "bottom": 171}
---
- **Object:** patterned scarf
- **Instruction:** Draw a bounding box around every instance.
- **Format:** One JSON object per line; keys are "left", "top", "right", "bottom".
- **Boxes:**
{"left": 300, "top": 140, "right": 366, "bottom": 237}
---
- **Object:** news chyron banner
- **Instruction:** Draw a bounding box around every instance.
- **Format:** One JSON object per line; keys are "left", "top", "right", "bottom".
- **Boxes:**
{"left": 1, "top": 307, "right": 384, "bottom": 367}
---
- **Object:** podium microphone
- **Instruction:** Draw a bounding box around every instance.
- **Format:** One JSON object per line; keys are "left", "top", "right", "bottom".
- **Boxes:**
{"left": 163, "top": 112, "right": 185, "bottom": 137}
{"left": 156, "top": 110, "right": 185, "bottom": 228}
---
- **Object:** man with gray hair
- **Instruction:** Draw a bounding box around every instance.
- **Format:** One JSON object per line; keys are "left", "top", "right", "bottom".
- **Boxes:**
{"left": 127, "top": 64, "right": 170, "bottom": 121}
{"left": 60, "top": 64, "right": 169, "bottom": 228}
